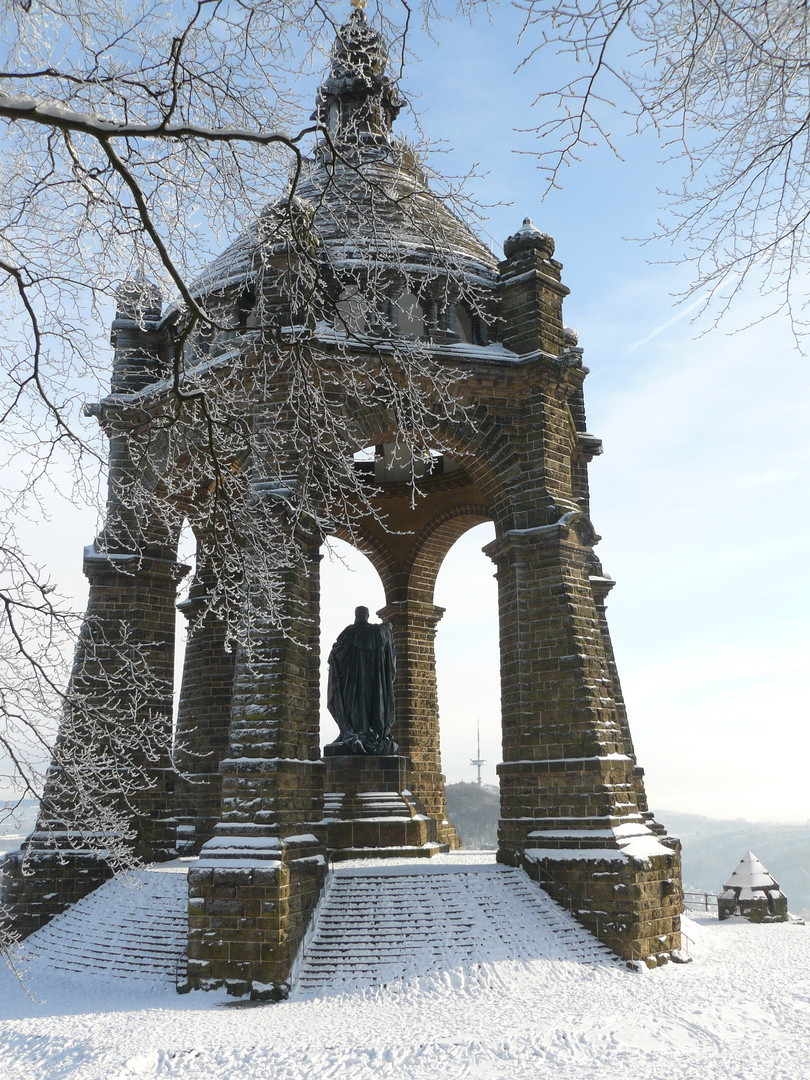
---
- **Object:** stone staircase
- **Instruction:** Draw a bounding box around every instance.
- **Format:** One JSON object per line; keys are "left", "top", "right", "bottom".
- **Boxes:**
{"left": 17, "top": 855, "right": 618, "bottom": 993}
{"left": 291, "top": 859, "right": 619, "bottom": 995}
{"left": 21, "top": 864, "right": 188, "bottom": 985}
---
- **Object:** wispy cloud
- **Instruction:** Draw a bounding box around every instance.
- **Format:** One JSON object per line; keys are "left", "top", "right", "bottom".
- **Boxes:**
{"left": 621, "top": 291, "right": 711, "bottom": 358}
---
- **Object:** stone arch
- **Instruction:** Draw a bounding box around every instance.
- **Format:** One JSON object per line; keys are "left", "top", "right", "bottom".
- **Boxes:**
{"left": 339, "top": 401, "right": 527, "bottom": 540}
{"left": 402, "top": 502, "right": 492, "bottom": 604}
{"left": 318, "top": 405, "right": 533, "bottom": 851}
{"left": 330, "top": 520, "right": 400, "bottom": 599}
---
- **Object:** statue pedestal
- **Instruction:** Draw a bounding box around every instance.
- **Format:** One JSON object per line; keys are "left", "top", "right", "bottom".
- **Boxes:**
{"left": 322, "top": 754, "right": 449, "bottom": 861}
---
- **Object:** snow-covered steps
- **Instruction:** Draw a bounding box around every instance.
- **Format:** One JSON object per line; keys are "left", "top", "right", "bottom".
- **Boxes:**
{"left": 21, "top": 863, "right": 189, "bottom": 986}
{"left": 16, "top": 853, "right": 619, "bottom": 996}
{"left": 291, "top": 855, "right": 619, "bottom": 996}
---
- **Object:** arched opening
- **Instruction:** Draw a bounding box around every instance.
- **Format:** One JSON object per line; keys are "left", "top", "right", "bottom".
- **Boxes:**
{"left": 433, "top": 521, "right": 498, "bottom": 784}
{"left": 319, "top": 536, "right": 386, "bottom": 754}
{"left": 433, "top": 521, "right": 499, "bottom": 848}
{"left": 173, "top": 518, "right": 197, "bottom": 733}
{"left": 394, "top": 291, "right": 423, "bottom": 336}
{"left": 317, "top": 432, "right": 505, "bottom": 851}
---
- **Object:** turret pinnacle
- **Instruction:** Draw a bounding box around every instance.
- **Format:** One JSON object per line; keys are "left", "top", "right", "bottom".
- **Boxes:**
{"left": 312, "top": 6, "right": 404, "bottom": 148}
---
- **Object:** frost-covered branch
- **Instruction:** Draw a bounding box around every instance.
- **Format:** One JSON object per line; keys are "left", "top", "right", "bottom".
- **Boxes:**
{"left": 517, "top": 0, "right": 810, "bottom": 332}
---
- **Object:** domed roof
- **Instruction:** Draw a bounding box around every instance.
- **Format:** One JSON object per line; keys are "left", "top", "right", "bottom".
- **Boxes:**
{"left": 191, "top": 8, "right": 496, "bottom": 299}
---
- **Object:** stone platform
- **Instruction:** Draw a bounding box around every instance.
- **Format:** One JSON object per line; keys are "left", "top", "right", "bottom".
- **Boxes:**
{"left": 322, "top": 754, "right": 449, "bottom": 860}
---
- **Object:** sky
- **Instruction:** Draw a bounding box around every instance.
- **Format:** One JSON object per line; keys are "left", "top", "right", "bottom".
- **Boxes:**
{"left": 5, "top": 3, "right": 809, "bottom": 827}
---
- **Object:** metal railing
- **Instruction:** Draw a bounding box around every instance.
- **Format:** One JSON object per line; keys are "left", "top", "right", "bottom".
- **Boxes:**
{"left": 683, "top": 891, "right": 717, "bottom": 912}
{"left": 175, "top": 951, "right": 190, "bottom": 993}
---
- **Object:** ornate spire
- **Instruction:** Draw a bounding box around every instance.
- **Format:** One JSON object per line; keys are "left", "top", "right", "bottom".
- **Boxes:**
{"left": 312, "top": 6, "right": 404, "bottom": 148}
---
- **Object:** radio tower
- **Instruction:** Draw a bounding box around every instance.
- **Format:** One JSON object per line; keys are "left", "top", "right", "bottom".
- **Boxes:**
{"left": 470, "top": 720, "right": 487, "bottom": 785}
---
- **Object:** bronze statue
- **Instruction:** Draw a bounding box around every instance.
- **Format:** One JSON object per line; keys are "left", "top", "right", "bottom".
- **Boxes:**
{"left": 326, "top": 606, "right": 397, "bottom": 755}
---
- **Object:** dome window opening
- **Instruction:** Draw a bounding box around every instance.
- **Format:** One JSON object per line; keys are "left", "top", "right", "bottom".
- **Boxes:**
{"left": 236, "top": 285, "right": 257, "bottom": 329}
{"left": 394, "top": 291, "right": 424, "bottom": 337}
{"left": 451, "top": 302, "right": 489, "bottom": 346}
{"left": 327, "top": 101, "right": 340, "bottom": 135}
{"left": 336, "top": 290, "right": 366, "bottom": 334}
{"left": 185, "top": 320, "right": 214, "bottom": 362}
{"left": 352, "top": 444, "right": 378, "bottom": 479}
{"left": 454, "top": 302, "right": 473, "bottom": 343}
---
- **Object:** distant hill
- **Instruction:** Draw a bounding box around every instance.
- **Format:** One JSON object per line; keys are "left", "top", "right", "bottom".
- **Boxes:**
{"left": 445, "top": 782, "right": 499, "bottom": 849}
{"left": 445, "top": 785, "right": 810, "bottom": 916}
{"left": 659, "top": 810, "right": 810, "bottom": 916}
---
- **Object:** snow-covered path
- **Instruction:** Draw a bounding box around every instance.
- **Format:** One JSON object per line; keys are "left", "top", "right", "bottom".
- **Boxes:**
{"left": 1, "top": 855, "right": 808, "bottom": 1079}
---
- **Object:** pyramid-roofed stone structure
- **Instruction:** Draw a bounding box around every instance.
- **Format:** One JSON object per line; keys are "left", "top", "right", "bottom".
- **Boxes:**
{"left": 718, "top": 851, "right": 788, "bottom": 923}
{"left": 723, "top": 851, "right": 779, "bottom": 891}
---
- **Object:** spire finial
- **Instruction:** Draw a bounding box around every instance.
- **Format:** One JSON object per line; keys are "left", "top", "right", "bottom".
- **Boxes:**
{"left": 313, "top": 4, "right": 404, "bottom": 148}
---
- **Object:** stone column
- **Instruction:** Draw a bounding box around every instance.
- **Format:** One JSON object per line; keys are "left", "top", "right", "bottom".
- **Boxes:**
{"left": 187, "top": 525, "right": 327, "bottom": 999}
{"left": 484, "top": 517, "right": 682, "bottom": 963}
{"left": 486, "top": 520, "right": 642, "bottom": 844}
{"left": 377, "top": 599, "right": 458, "bottom": 848}
{"left": 2, "top": 536, "right": 183, "bottom": 939}
{"left": 172, "top": 575, "right": 237, "bottom": 855}
{"left": 2, "top": 279, "right": 185, "bottom": 938}
{"left": 590, "top": 572, "right": 661, "bottom": 834}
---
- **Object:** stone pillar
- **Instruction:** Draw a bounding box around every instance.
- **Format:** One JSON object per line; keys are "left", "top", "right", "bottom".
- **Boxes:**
{"left": 498, "top": 220, "right": 569, "bottom": 357}
{"left": 2, "top": 538, "right": 182, "bottom": 939}
{"left": 377, "top": 599, "right": 459, "bottom": 848}
{"left": 172, "top": 575, "right": 238, "bottom": 855}
{"left": 487, "top": 522, "right": 639, "bottom": 839}
{"left": 1, "top": 279, "right": 184, "bottom": 938}
{"left": 187, "top": 528, "right": 327, "bottom": 999}
{"left": 485, "top": 517, "right": 682, "bottom": 964}
{"left": 590, "top": 572, "right": 661, "bottom": 834}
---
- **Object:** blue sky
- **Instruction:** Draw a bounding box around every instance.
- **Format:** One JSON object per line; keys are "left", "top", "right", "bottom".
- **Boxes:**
{"left": 6, "top": 4, "right": 808, "bottom": 827}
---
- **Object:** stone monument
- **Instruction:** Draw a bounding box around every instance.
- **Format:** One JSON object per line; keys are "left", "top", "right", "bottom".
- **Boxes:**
{"left": 2, "top": 6, "right": 684, "bottom": 997}
{"left": 718, "top": 852, "right": 788, "bottom": 923}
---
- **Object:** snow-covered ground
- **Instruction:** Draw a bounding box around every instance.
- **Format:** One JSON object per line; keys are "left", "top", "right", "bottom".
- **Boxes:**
{"left": 1, "top": 857, "right": 808, "bottom": 1080}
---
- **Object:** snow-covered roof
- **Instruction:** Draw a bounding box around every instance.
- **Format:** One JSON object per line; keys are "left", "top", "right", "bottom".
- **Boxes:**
{"left": 722, "top": 851, "right": 780, "bottom": 891}
{"left": 188, "top": 9, "right": 497, "bottom": 310}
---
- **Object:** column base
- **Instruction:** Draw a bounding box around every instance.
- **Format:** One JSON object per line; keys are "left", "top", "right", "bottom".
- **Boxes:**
{"left": 186, "top": 831, "right": 327, "bottom": 999}
{"left": 1, "top": 833, "right": 119, "bottom": 940}
{"left": 499, "top": 838, "right": 683, "bottom": 968}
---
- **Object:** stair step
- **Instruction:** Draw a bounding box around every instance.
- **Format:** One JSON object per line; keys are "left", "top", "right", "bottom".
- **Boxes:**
{"left": 22, "top": 866, "right": 189, "bottom": 985}
{"left": 291, "top": 863, "right": 619, "bottom": 996}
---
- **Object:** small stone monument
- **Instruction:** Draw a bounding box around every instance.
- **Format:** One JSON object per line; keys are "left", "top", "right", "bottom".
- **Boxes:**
{"left": 717, "top": 851, "right": 788, "bottom": 923}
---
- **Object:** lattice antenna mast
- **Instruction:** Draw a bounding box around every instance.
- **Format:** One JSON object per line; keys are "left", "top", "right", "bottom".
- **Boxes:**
{"left": 470, "top": 720, "right": 486, "bottom": 785}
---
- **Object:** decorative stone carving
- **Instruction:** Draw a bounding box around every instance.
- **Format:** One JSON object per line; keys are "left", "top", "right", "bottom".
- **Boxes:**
{"left": 502, "top": 216, "right": 555, "bottom": 259}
